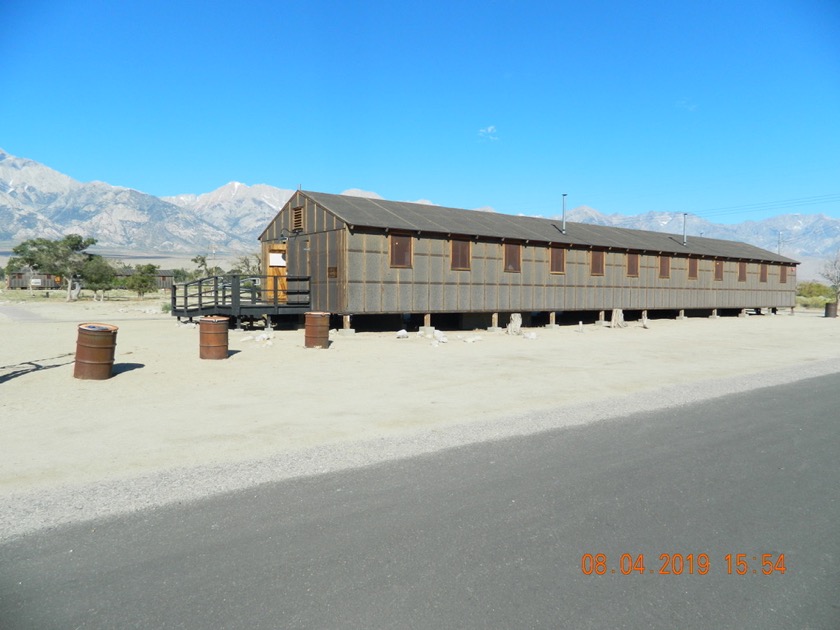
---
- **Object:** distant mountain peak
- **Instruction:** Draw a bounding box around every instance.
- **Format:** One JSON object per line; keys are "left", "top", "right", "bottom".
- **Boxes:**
{"left": 0, "top": 149, "right": 838, "bottom": 280}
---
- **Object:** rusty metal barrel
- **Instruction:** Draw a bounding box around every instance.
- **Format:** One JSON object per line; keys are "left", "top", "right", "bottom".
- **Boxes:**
{"left": 199, "top": 316, "right": 230, "bottom": 359}
{"left": 74, "top": 323, "right": 119, "bottom": 380}
{"left": 304, "top": 312, "right": 330, "bottom": 349}
{"left": 826, "top": 302, "right": 838, "bottom": 318}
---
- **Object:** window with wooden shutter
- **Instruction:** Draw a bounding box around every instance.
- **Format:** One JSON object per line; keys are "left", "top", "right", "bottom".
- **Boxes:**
{"left": 760, "top": 264, "right": 768, "bottom": 283}
{"left": 626, "top": 253, "right": 639, "bottom": 277}
{"left": 451, "top": 239, "right": 470, "bottom": 270}
{"left": 659, "top": 255, "right": 670, "bottom": 279}
{"left": 780, "top": 265, "right": 788, "bottom": 283}
{"left": 590, "top": 250, "right": 605, "bottom": 276}
{"left": 714, "top": 260, "right": 724, "bottom": 281}
{"left": 550, "top": 246, "right": 566, "bottom": 274}
{"left": 504, "top": 243, "right": 521, "bottom": 273}
{"left": 738, "top": 262, "right": 747, "bottom": 282}
{"left": 688, "top": 258, "right": 698, "bottom": 280}
{"left": 390, "top": 234, "right": 412, "bottom": 268}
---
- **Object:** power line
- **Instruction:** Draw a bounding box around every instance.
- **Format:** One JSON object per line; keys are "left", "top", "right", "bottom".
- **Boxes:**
{"left": 694, "top": 193, "right": 840, "bottom": 220}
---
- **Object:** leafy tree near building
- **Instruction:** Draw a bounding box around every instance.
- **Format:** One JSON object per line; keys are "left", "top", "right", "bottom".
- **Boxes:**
{"left": 124, "top": 264, "right": 159, "bottom": 298}
{"left": 7, "top": 235, "right": 97, "bottom": 301}
{"left": 80, "top": 256, "right": 117, "bottom": 301}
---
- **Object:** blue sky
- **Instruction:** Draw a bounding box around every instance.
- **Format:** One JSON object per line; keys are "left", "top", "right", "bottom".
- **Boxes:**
{"left": 2, "top": 0, "right": 839, "bottom": 223}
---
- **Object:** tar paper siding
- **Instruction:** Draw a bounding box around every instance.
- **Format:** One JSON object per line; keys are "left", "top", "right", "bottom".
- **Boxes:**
{"left": 261, "top": 191, "right": 347, "bottom": 313}
{"left": 344, "top": 234, "right": 795, "bottom": 314}
{"left": 262, "top": 193, "right": 796, "bottom": 315}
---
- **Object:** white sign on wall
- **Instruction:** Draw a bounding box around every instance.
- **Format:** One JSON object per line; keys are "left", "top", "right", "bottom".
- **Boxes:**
{"left": 269, "top": 253, "right": 286, "bottom": 267}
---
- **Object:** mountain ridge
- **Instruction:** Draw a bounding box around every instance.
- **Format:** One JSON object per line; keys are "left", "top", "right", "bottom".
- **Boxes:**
{"left": 2, "top": 148, "right": 838, "bottom": 280}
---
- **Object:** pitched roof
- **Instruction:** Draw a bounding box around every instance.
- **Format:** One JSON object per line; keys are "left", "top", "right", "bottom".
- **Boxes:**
{"left": 301, "top": 191, "right": 798, "bottom": 264}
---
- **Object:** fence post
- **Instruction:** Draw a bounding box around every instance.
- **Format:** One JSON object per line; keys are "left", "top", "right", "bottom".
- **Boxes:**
{"left": 231, "top": 275, "right": 241, "bottom": 314}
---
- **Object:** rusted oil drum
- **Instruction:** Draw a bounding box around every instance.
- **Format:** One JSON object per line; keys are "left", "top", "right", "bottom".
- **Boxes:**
{"left": 74, "top": 323, "right": 119, "bottom": 380}
{"left": 304, "top": 312, "right": 330, "bottom": 349}
{"left": 826, "top": 302, "right": 838, "bottom": 318}
{"left": 200, "top": 316, "right": 229, "bottom": 359}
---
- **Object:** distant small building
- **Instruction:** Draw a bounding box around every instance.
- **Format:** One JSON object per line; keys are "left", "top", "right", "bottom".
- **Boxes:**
{"left": 258, "top": 191, "right": 799, "bottom": 326}
{"left": 113, "top": 269, "right": 175, "bottom": 291}
{"left": 5, "top": 269, "right": 62, "bottom": 290}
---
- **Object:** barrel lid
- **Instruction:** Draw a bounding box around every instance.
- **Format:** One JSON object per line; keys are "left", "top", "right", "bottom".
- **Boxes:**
{"left": 79, "top": 323, "right": 118, "bottom": 332}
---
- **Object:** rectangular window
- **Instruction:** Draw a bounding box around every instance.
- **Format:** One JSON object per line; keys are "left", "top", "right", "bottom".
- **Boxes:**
{"left": 659, "top": 255, "right": 670, "bottom": 279}
{"left": 504, "top": 243, "right": 521, "bottom": 273}
{"left": 760, "top": 264, "right": 768, "bottom": 283}
{"left": 451, "top": 239, "right": 470, "bottom": 270}
{"left": 738, "top": 261, "right": 747, "bottom": 282}
{"left": 590, "top": 250, "right": 605, "bottom": 276}
{"left": 390, "top": 233, "right": 412, "bottom": 268}
{"left": 714, "top": 260, "right": 724, "bottom": 281}
{"left": 688, "top": 258, "right": 698, "bottom": 280}
{"left": 626, "top": 253, "right": 639, "bottom": 277}
{"left": 780, "top": 265, "right": 788, "bottom": 284}
{"left": 550, "top": 246, "right": 566, "bottom": 274}
{"left": 292, "top": 206, "right": 304, "bottom": 232}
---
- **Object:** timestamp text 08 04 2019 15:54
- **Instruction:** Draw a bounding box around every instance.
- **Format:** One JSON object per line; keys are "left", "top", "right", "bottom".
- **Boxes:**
{"left": 580, "top": 553, "right": 787, "bottom": 576}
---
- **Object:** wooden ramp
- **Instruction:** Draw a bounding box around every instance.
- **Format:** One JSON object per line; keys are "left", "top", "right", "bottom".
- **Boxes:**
{"left": 170, "top": 275, "right": 311, "bottom": 325}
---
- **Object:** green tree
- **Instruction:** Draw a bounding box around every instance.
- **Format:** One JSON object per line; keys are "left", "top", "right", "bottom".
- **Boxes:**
{"left": 124, "top": 264, "right": 159, "bottom": 298}
{"left": 8, "top": 235, "right": 97, "bottom": 301}
{"left": 81, "top": 256, "right": 117, "bottom": 301}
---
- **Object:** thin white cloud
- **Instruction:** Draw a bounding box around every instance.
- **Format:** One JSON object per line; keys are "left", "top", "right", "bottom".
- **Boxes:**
{"left": 478, "top": 125, "right": 499, "bottom": 141}
{"left": 676, "top": 97, "right": 698, "bottom": 112}
{"left": 341, "top": 188, "right": 383, "bottom": 199}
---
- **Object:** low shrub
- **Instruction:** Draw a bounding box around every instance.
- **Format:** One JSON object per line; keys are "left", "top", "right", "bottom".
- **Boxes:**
{"left": 796, "top": 295, "right": 830, "bottom": 309}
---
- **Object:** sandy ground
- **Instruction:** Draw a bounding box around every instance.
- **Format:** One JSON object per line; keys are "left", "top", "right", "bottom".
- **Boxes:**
{"left": 2, "top": 292, "right": 839, "bottom": 539}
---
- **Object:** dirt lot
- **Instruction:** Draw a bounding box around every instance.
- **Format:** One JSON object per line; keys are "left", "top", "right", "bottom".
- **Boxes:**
{"left": 2, "top": 291, "right": 839, "bottom": 538}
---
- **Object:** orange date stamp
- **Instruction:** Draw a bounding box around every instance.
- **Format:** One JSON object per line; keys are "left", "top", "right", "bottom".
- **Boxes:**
{"left": 580, "top": 553, "right": 786, "bottom": 576}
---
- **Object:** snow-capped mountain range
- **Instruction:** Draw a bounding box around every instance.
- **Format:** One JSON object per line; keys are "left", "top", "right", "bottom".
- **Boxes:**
{"left": 1, "top": 148, "right": 838, "bottom": 278}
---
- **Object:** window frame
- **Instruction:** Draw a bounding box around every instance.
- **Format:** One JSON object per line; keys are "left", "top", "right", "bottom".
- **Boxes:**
{"left": 504, "top": 243, "right": 521, "bottom": 273}
{"left": 550, "top": 246, "right": 566, "bottom": 274}
{"left": 451, "top": 239, "right": 471, "bottom": 271}
{"left": 389, "top": 233, "right": 413, "bottom": 268}
{"left": 590, "top": 250, "right": 605, "bottom": 277}
{"left": 658, "top": 255, "right": 670, "bottom": 279}
{"left": 626, "top": 252, "right": 639, "bottom": 278}
{"left": 688, "top": 257, "right": 699, "bottom": 280}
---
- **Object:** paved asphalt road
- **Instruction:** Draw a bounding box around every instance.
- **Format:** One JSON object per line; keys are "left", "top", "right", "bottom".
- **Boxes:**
{"left": 2, "top": 372, "right": 839, "bottom": 629}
